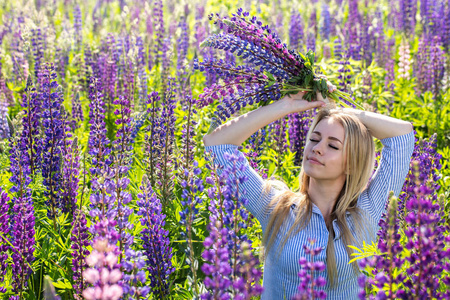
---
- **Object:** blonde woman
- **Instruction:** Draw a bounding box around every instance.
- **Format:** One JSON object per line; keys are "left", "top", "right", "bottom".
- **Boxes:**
{"left": 203, "top": 89, "right": 414, "bottom": 299}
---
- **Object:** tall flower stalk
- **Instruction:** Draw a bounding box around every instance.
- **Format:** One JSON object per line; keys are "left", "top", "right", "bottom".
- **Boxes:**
{"left": 137, "top": 175, "right": 175, "bottom": 298}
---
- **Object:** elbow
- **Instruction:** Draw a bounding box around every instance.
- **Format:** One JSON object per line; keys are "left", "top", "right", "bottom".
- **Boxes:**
{"left": 203, "top": 133, "right": 212, "bottom": 147}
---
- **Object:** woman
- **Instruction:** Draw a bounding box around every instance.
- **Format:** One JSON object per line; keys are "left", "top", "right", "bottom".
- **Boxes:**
{"left": 203, "top": 88, "right": 414, "bottom": 299}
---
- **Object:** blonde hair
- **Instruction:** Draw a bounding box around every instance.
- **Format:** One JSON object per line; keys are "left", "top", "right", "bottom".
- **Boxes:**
{"left": 262, "top": 108, "right": 376, "bottom": 289}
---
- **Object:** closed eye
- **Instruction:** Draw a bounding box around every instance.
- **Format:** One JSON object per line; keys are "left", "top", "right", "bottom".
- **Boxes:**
{"left": 329, "top": 145, "right": 339, "bottom": 150}
{"left": 309, "top": 138, "right": 319, "bottom": 143}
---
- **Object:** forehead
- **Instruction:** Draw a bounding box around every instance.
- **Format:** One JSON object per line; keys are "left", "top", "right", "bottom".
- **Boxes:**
{"left": 313, "top": 117, "right": 345, "bottom": 140}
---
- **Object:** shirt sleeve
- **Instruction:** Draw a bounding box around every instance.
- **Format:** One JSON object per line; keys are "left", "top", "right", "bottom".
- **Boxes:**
{"left": 204, "top": 144, "right": 277, "bottom": 229}
{"left": 358, "top": 130, "right": 415, "bottom": 226}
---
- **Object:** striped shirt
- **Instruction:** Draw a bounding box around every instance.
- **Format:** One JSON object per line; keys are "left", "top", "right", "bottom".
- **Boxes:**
{"left": 205, "top": 130, "right": 415, "bottom": 300}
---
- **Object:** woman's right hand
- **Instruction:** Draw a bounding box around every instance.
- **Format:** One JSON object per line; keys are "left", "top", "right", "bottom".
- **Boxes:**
{"left": 279, "top": 91, "right": 327, "bottom": 114}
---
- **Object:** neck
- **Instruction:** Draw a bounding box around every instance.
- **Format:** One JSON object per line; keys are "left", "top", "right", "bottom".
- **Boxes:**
{"left": 308, "top": 177, "right": 345, "bottom": 223}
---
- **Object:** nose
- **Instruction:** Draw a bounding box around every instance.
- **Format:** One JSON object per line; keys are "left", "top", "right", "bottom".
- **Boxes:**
{"left": 312, "top": 142, "right": 324, "bottom": 155}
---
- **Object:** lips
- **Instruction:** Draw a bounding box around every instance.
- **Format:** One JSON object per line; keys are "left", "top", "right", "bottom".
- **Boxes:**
{"left": 307, "top": 157, "right": 323, "bottom": 165}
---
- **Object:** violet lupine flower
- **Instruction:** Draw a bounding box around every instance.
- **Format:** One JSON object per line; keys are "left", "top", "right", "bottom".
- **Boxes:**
{"left": 60, "top": 132, "right": 80, "bottom": 213}
{"left": 31, "top": 28, "right": 44, "bottom": 79}
{"left": 82, "top": 239, "right": 123, "bottom": 300}
{"left": 40, "top": 63, "right": 65, "bottom": 220}
{"left": 121, "top": 249, "right": 150, "bottom": 299}
{"left": 398, "top": 0, "right": 417, "bottom": 36}
{"left": 137, "top": 175, "right": 175, "bottom": 298}
{"left": 9, "top": 118, "right": 35, "bottom": 297}
{"left": 179, "top": 160, "right": 205, "bottom": 294}
{"left": 244, "top": 128, "right": 268, "bottom": 179}
{"left": 0, "top": 100, "right": 9, "bottom": 139}
{"left": 71, "top": 92, "right": 84, "bottom": 130}
{"left": 201, "top": 221, "right": 233, "bottom": 300}
{"left": 0, "top": 188, "right": 10, "bottom": 293}
{"left": 289, "top": 110, "right": 315, "bottom": 166}
{"left": 88, "top": 77, "right": 112, "bottom": 179}
{"left": 144, "top": 91, "right": 162, "bottom": 188}
{"left": 153, "top": 0, "right": 166, "bottom": 67}
{"left": 155, "top": 78, "right": 177, "bottom": 204}
{"left": 443, "top": 5, "right": 450, "bottom": 51}
{"left": 74, "top": 4, "right": 83, "bottom": 50}
{"left": 179, "top": 95, "right": 197, "bottom": 173}
{"left": 337, "top": 50, "right": 353, "bottom": 97}
{"left": 384, "top": 39, "right": 396, "bottom": 93}
{"left": 320, "top": 4, "right": 331, "bottom": 41}
{"left": 269, "top": 117, "right": 288, "bottom": 168}
{"left": 71, "top": 209, "right": 91, "bottom": 299}
{"left": 177, "top": 17, "right": 189, "bottom": 79}
{"left": 414, "top": 36, "right": 445, "bottom": 96}
{"left": 292, "top": 238, "right": 327, "bottom": 300}
{"left": 202, "top": 149, "right": 263, "bottom": 299}
{"left": 346, "top": 0, "right": 361, "bottom": 60}
{"left": 233, "top": 241, "right": 264, "bottom": 300}
{"left": 20, "top": 76, "right": 42, "bottom": 174}
{"left": 111, "top": 95, "right": 134, "bottom": 253}
{"left": 306, "top": 32, "right": 316, "bottom": 53}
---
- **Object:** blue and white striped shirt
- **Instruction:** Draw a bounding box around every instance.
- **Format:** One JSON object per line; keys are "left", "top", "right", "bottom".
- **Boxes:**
{"left": 205, "top": 130, "right": 415, "bottom": 300}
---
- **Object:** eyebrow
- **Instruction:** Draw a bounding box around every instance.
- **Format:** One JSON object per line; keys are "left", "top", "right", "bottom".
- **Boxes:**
{"left": 312, "top": 131, "right": 343, "bottom": 144}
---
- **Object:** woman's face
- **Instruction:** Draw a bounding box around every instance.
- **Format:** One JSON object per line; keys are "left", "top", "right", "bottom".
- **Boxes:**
{"left": 303, "top": 117, "right": 347, "bottom": 182}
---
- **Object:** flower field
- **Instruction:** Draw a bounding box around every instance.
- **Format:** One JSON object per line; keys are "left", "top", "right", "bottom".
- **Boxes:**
{"left": 0, "top": 0, "right": 449, "bottom": 299}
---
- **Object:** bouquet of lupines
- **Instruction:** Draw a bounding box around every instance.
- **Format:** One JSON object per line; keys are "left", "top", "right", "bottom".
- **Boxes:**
{"left": 194, "top": 8, "right": 361, "bottom": 122}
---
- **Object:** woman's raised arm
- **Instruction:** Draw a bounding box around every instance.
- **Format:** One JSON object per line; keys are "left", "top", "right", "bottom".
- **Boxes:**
{"left": 342, "top": 108, "right": 413, "bottom": 140}
{"left": 203, "top": 92, "right": 326, "bottom": 147}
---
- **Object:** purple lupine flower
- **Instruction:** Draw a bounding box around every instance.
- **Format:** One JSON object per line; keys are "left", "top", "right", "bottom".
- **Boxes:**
{"left": 137, "top": 175, "right": 175, "bottom": 298}
{"left": 71, "top": 209, "right": 91, "bottom": 299}
{"left": 414, "top": 36, "right": 445, "bottom": 96}
{"left": 20, "top": 76, "right": 42, "bottom": 174}
{"left": 179, "top": 160, "right": 205, "bottom": 295}
{"left": 268, "top": 116, "right": 288, "bottom": 168}
{"left": 233, "top": 241, "right": 264, "bottom": 300}
{"left": 110, "top": 95, "right": 134, "bottom": 257}
{"left": 346, "top": 0, "right": 361, "bottom": 60}
{"left": 201, "top": 221, "right": 233, "bottom": 300}
{"left": 179, "top": 95, "right": 197, "bottom": 173}
{"left": 155, "top": 78, "right": 177, "bottom": 204}
{"left": 74, "top": 4, "right": 83, "bottom": 49}
{"left": 398, "top": 0, "right": 417, "bottom": 36}
{"left": 245, "top": 127, "right": 268, "bottom": 179}
{"left": 40, "top": 63, "right": 65, "bottom": 222}
{"left": 144, "top": 91, "right": 162, "bottom": 188}
{"left": 88, "top": 77, "right": 112, "bottom": 179}
{"left": 202, "top": 149, "right": 263, "bottom": 299}
{"left": 177, "top": 17, "right": 189, "bottom": 80}
{"left": 360, "top": 18, "right": 374, "bottom": 66}
{"left": 443, "top": 4, "right": 450, "bottom": 51}
{"left": 292, "top": 238, "right": 327, "bottom": 300}
{"left": 71, "top": 92, "right": 84, "bottom": 130}
{"left": 9, "top": 115, "right": 35, "bottom": 298}
{"left": 121, "top": 249, "right": 149, "bottom": 299}
{"left": 0, "top": 188, "right": 10, "bottom": 293}
{"left": 61, "top": 132, "right": 80, "bottom": 213}
{"left": 0, "top": 100, "right": 9, "bottom": 139}
{"left": 153, "top": 0, "right": 166, "bottom": 67}
{"left": 320, "top": 4, "right": 331, "bottom": 41}
{"left": 306, "top": 32, "right": 316, "bottom": 53}
{"left": 82, "top": 239, "right": 123, "bottom": 300}
{"left": 289, "top": 110, "right": 315, "bottom": 166}
{"left": 384, "top": 43, "right": 395, "bottom": 93}
{"left": 31, "top": 28, "right": 44, "bottom": 79}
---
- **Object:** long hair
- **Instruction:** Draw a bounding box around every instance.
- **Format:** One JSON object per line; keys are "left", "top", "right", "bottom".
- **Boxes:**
{"left": 261, "top": 107, "right": 376, "bottom": 289}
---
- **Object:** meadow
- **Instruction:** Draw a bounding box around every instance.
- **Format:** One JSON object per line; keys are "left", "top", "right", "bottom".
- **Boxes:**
{"left": 0, "top": 0, "right": 449, "bottom": 299}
